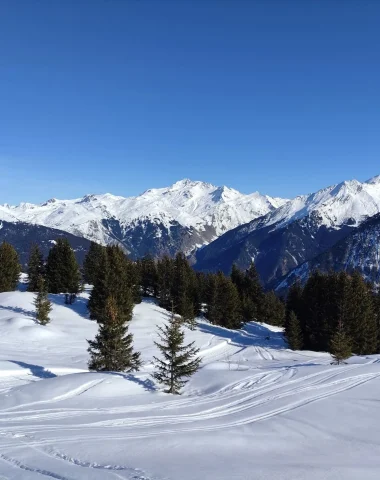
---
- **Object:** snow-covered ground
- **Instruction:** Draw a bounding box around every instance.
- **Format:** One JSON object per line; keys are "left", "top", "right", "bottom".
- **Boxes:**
{"left": 1, "top": 285, "right": 380, "bottom": 479}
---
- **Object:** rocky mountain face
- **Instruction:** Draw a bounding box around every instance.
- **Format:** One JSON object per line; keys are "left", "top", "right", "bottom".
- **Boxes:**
{"left": 195, "top": 177, "right": 380, "bottom": 286}
{"left": 276, "top": 213, "right": 380, "bottom": 291}
{"left": 0, "top": 180, "right": 286, "bottom": 259}
{"left": 0, "top": 220, "right": 91, "bottom": 268}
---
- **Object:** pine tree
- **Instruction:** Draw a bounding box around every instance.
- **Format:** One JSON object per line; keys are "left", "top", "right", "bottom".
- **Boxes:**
{"left": 285, "top": 280, "right": 304, "bottom": 345}
{"left": 212, "top": 273, "right": 242, "bottom": 329}
{"left": 88, "top": 245, "right": 135, "bottom": 324}
{"left": 83, "top": 242, "right": 106, "bottom": 285}
{"left": 88, "top": 247, "right": 110, "bottom": 321}
{"left": 157, "top": 255, "right": 174, "bottom": 310}
{"left": 27, "top": 244, "right": 44, "bottom": 292}
{"left": 46, "top": 238, "right": 81, "bottom": 297}
{"left": 88, "top": 296, "right": 141, "bottom": 372}
{"left": 34, "top": 276, "right": 52, "bottom": 325}
{"left": 0, "top": 242, "right": 21, "bottom": 292}
{"left": 260, "top": 291, "right": 285, "bottom": 326}
{"left": 172, "top": 253, "right": 196, "bottom": 328}
{"left": 285, "top": 311, "right": 303, "bottom": 350}
{"left": 347, "top": 272, "right": 377, "bottom": 355}
{"left": 139, "top": 255, "right": 158, "bottom": 297}
{"left": 330, "top": 320, "right": 352, "bottom": 365}
{"left": 152, "top": 309, "right": 201, "bottom": 394}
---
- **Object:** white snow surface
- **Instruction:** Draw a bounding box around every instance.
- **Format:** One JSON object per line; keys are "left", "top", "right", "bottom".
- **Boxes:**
{"left": 0, "top": 179, "right": 287, "bottom": 245}
{"left": 1, "top": 286, "right": 380, "bottom": 479}
{"left": 246, "top": 176, "right": 380, "bottom": 233}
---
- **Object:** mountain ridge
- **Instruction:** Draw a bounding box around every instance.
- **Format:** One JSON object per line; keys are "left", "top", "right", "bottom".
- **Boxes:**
{"left": 0, "top": 179, "right": 288, "bottom": 259}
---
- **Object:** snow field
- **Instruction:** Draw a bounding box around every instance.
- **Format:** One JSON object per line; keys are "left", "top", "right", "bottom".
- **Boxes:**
{"left": 0, "top": 288, "right": 380, "bottom": 479}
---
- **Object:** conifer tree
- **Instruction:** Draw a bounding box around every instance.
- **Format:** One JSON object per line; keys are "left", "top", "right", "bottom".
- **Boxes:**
{"left": 34, "top": 276, "right": 52, "bottom": 325}
{"left": 260, "top": 291, "right": 285, "bottom": 326}
{"left": 27, "top": 244, "right": 44, "bottom": 292}
{"left": 330, "top": 320, "right": 352, "bottom": 365}
{"left": 152, "top": 309, "right": 201, "bottom": 394}
{"left": 172, "top": 253, "right": 196, "bottom": 328}
{"left": 157, "top": 255, "right": 174, "bottom": 310}
{"left": 0, "top": 242, "right": 21, "bottom": 292}
{"left": 88, "top": 245, "right": 135, "bottom": 324}
{"left": 46, "top": 238, "right": 81, "bottom": 297}
{"left": 139, "top": 255, "right": 158, "bottom": 297}
{"left": 88, "top": 247, "right": 110, "bottom": 321}
{"left": 347, "top": 272, "right": 377, "bottom": 355}
{"left": 285, "top": 311, "right": 303, "bottom": 350}
{"left": 212, "top": 273, "right": 242, "bottom": 329}
{"left": 88, "top": 296, "right": 141, "bottom": 372}
{"left": 83, "top": 242, "right": 106, "bottom": 285}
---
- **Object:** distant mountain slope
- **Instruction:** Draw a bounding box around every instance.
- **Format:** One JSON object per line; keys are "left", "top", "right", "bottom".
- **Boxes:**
{"left": 0, "top": 179, "right": 287, "bottom": 259}
{"left": 195, "top": 176, "right": 380, "bottom": 285}
{"left": 0, "top": 220, "right": 91, "bottom": 268}
{"left": 276, "top": 213, "right": 380, "bottom": 291}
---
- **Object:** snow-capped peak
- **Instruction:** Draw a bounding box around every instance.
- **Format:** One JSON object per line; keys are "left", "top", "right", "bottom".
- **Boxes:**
{"left": 248, "top": 175, "right": 380, "bottom": 232}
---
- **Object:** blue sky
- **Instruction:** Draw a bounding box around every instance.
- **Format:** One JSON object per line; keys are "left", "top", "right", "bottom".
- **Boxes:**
{"left": 0, "top": 0, "right": 379, "bottom": 203}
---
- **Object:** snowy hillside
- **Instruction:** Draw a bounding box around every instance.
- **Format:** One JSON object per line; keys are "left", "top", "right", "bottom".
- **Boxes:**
{"left": 1, "top": 287, "right": 380, "bottom": 479}
{"left": 0, "top": 179, "right": 287, "bottom": 258}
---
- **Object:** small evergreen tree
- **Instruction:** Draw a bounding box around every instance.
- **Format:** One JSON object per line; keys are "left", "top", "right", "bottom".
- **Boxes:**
{"left": 34, "top": 276, "right": 52, "bottom": 325}
{"left": 330, "top": 320, "right": 352, "bottom": 365}
{"left": 152, "top": 309, "right": 201, "bottom": 394}
{"left": 0, "top": 242, "right": 21, "bottom": 292}
{"left": 27, "top": 244, "right": 44, "bottom": 292}
{"left": 285, "top": 311, "right": 303, "bottom": 350}
{"left": 88, "top": 296, "right": 141, "bottom": 372}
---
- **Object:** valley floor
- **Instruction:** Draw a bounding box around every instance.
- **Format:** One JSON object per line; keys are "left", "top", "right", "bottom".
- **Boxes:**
{"left": 0, "top": 285, "right": 379, "bottom": 479}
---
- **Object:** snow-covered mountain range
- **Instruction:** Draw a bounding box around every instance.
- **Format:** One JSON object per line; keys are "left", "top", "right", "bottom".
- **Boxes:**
{"left": 2, "top": 175, "right": 380, "bottom": 286}
{"left": 195, "top": 176, "right": 380, "bottom": 285}
{"left": 0, "top": 179, "right": 287, "bottom": 259}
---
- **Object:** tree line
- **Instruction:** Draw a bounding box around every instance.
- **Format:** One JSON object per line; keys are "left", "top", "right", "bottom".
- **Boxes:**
{"left": 2, "top": 238, "right": 380, "bottom": 383}
{"left": 284, "top": 270, "right": 380, "bottom": 363}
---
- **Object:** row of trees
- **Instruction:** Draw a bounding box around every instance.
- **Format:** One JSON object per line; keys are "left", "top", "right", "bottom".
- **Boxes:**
{"left": 284, "top": 270, "right": 380, "bottom": 362}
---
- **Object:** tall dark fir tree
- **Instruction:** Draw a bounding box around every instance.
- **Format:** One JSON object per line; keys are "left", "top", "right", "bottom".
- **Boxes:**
{"left": 46, "top": 238, "right": 81, "bottom": 297}
{"left": 0, "top": 242, "right": 21, "bottom": 292}
{"left": 83, "top": 242, "right": 106, "bottom": 285}
{"left": 27, "top": 244, "right": 44, "bottom": 292}
{"left": 88, "top": 295, "right": 141, "bottom": 372}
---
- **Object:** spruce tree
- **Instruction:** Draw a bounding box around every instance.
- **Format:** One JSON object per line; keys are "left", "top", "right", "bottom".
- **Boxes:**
{"left": 0, "top": 242, "right": 21, "bottom": 292}
{"left": 330, "top": 320, "right": 352, "bottom": 365}
{"left": 46, "top": 238, "right": 81, "bottom": 297}
{"left": 347, "top": 272, "right": 377, "bottom": 355}
{"left": 152, "top": 309, "right": 201, "bottom": 394}
{"left": 27, "top": 244, "right": 44, "bottom": 292}
{"left": 34, "top": 276, "right": 52, "bottom": 325}
{"left": 157, "top": 255, "right": 174, "bottom": 310}
{"left": 88, "top": 296, "right": 141, "bottom": 372}
{"left": 212, "top": 273, "right": 242, "bottom": 329}
{"left": 139, "top": 255, "right": 158, "bottom": 297}
{"left": 83, "top": 242, "right": 106, "bottom": 285}
{"left": 172, "top": 253, "right": 196, "bottom": 328}
{"left": 285, "top": 311, "right": 303, "bottom": 350}
{"left": 88, "top": 247, "right": 110, "bottom": 321}
{"left": 260, "top": 291, "right": 285, "bottom": 326}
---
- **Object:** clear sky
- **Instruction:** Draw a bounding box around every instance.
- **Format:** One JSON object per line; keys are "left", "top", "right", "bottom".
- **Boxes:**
{"left": 0, "top": 0, "right": 379, "bottom": 204}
